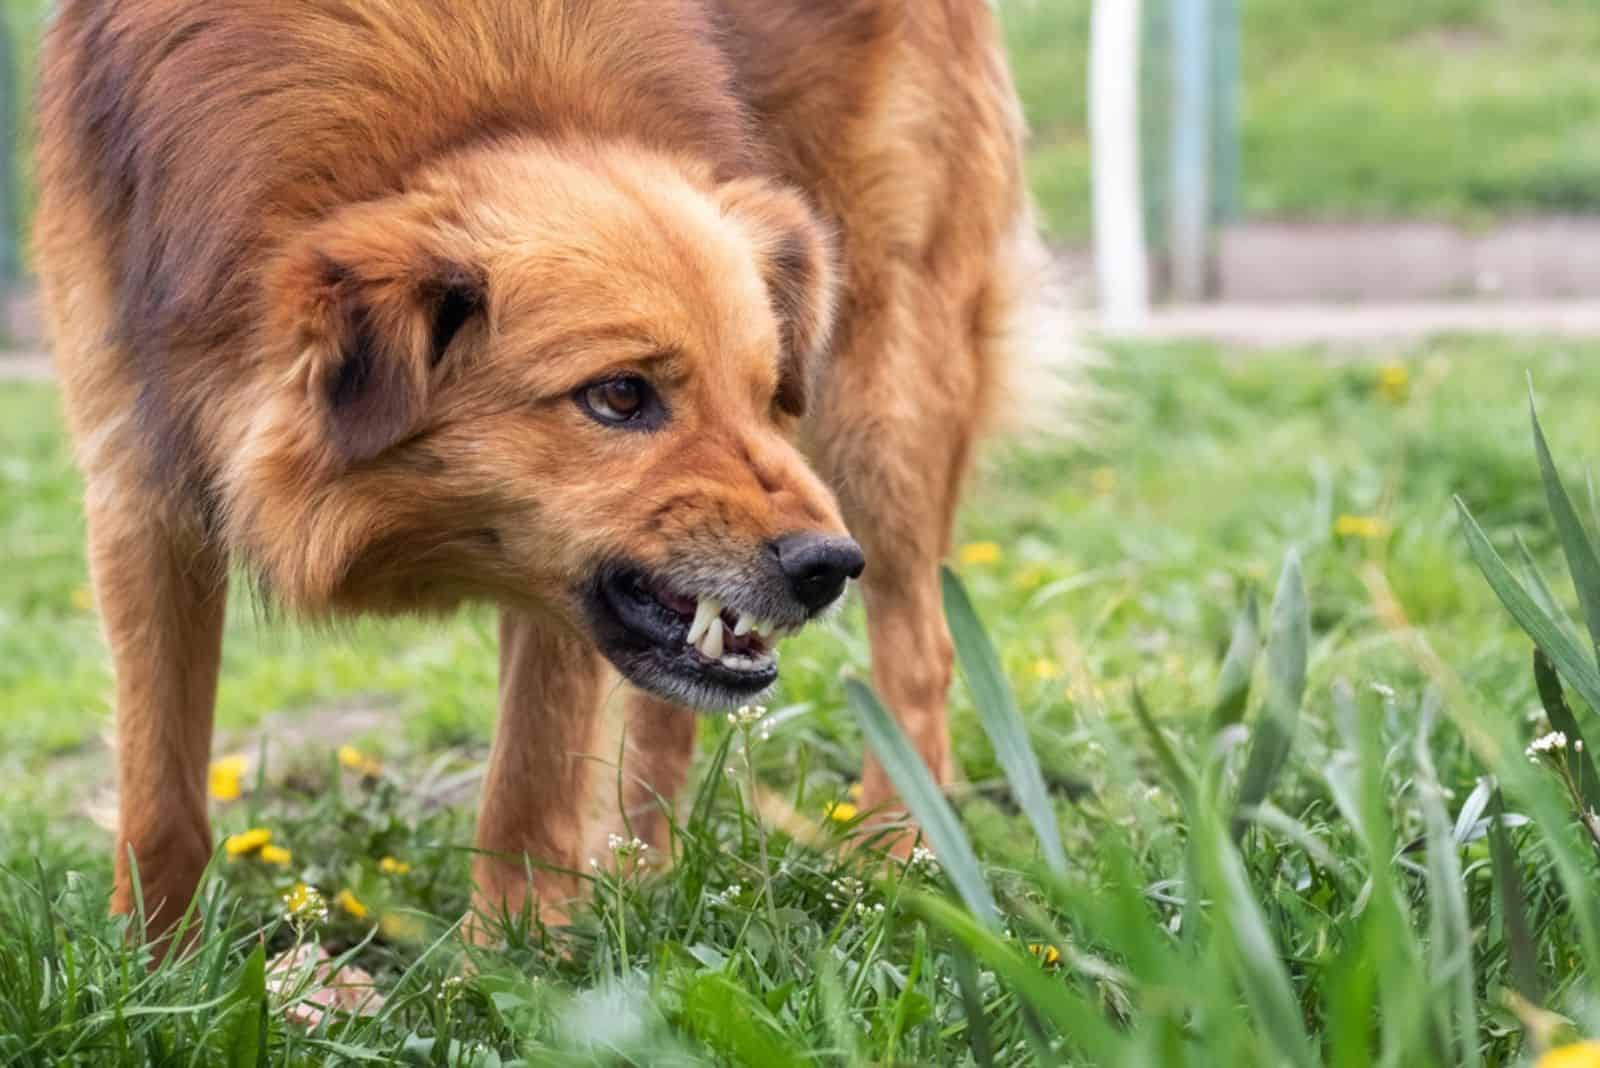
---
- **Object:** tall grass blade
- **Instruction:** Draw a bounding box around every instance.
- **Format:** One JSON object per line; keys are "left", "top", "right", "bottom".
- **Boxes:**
{"left": 1456, "top": 499, "right": 1600, "bottom": 716}
{"left": 1193, "top": 813, "right": 1319, "bottom": 1068}
{"left": 1233, "top": 550, "right": 1309, "bottom": 839}
{"left": 1533, "top": 649, "right": 1600, "bottom": 814}
{"left": 1131, "top": 685, "right": 1198, "bottom": 805}
{"left": 1514, "top": 532, "right": 1576, "bottom": 632}
{"left": 1530, "top": 389, "right": 1600, "bottom": 665}
{"left": 1587, "top": 467, "right": 1600, "bottom": 538}
{"left": 224, "top": 941, "right": 267, "bottom": 1068}
{"left": 845, "top": 679, "right": 998, "bottom": 924}
{"left": 1211, "top": 588, "right": 1260, "bottom": 732}
{"left": 1487, "top": 788, "right": 1540, "bottom": 1001}
{"left": 901, "top": 891, "right": 1117, "bottom": 1063}
{"left": 950, "top": 947, "right": 996, "bottom": 1068}
{"left": 1414, "top": 693, "right": 1482, "bottom": 1068}
{"left": 941, "top": 567, "right": 1067, "bottom": 874}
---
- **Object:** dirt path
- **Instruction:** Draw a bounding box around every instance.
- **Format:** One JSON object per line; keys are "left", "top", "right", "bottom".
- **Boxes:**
{"left": 1100, "top": 300, "right": 1600, "bottom": 349}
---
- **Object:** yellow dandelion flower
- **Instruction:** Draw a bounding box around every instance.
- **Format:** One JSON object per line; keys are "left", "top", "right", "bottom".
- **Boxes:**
{"left": 209, "top": 755, "right": 248, "bottom": 802}
{"left": 1027, "top": 943, "right": 1062, "bottom": 967}
{"left": 1334, "top": 514, "right": 1392, "bottom": 540}
{"left": 958, "top": 541, "right": 1002, "bottom": 567}
{"left": 334, "top": 888, "right": 369, "bottom": 920}
{"left": 825, "top": 801, "right": 859, "bottom": 823}
{"left": 847, "top": 783, "right": 864, "bottom": 802}
{"left": 1376, "top": 362, "right": 1410, "bottom": 403}
{"left": 1010, "top": 564, "right": 1049, "bottom": 592}
{"left": 283, "top": 882, "right": 327, "bottom": 923}
{"left": 1538, "top": 1043, "right": 1600, "bottom": 1068}
{"left": 224, "top": 828, "right": 273, "bottom": 858}
{"left": 380, "top": 911, "right": 425, "bottom": 942}
{"left": 378, "top": 856, "right": 411, "bottom": 876}
{"left": 71, "top": 585, "right": 95, "bottom": 613}
{"left": 337, "top": 744, "right": 382, "bottom": 777}
{"left": 1089, "top": 466, "right": 1118, "bottom": 495}
{"left": 1032, "top": 658, "right": 1062, "bottom": 681}
{"left": 258, "top": 844, "right": 292, "bottom": 866}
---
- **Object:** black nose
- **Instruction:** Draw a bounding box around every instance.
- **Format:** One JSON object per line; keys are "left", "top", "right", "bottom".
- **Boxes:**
{"left": 771, "top": 533, "right": 866, "bottom": 614}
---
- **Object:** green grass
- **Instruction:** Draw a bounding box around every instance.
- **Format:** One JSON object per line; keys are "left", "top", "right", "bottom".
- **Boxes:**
{"left": 1003, "top": 0, "right": 1600, "bottom": 237}
{"left": 6, "top": 338, "right": 1600, "bottom": 1062}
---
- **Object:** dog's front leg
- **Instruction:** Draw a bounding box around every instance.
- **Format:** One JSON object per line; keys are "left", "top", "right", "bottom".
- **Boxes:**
{"left": 470, "top": 608, "right": 605, "bottom": 936}
{"left": 89, "top": 489, "right": 227, "bottom": 943}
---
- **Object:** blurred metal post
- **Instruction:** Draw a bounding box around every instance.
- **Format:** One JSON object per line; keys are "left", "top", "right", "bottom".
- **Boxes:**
{"left": 1210, "top": 0, "right": 1241, "bottom": 225}
{"left": 1167, "top": 0, "right": 1211, "bottom": 301}
{"left": 0, "top": 5, "right": 20, "bottom": 285}
{"left": 1090, "top": 0, "right": 1149, "bottom": 327}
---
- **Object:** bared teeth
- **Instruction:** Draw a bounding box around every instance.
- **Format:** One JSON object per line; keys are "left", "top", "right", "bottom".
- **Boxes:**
{"left": 687, "top": 598, "right": 721, "bottom": 645}
{"left": 700, "top": 617, "right": 725, "bottom": 660}
{"left": 683, "top": 597, "right": 797, "bottom": 658}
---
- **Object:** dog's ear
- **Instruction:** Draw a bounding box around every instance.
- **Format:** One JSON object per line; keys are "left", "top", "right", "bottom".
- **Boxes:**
{"left": 718, "top": 180, "right": 838, "bottom": 417}
{"left": 272, "top": 209, "right": 485, "bottom": 464}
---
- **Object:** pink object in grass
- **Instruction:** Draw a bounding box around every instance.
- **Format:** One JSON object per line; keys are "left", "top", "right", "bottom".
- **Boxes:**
{"left": 266, "top": 944, "right": 386, "bottom": 1029}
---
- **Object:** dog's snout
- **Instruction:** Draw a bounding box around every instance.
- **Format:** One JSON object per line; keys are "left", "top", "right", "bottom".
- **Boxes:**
{"left": 771, "top": 533, "right": 865, "bottom": 614}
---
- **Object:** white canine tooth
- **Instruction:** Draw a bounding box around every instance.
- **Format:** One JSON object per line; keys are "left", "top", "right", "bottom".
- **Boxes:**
{"left": 700, "top": 617, "right": 724, "bottom": 660}
{"left": 687, "top": 598, "right": 721, "bottom": 645}
{"left": 734, "top": 613, "right": 755, "bottom": 637}
{"left": 753, "top": 620, "right": 776, "bottom": 639}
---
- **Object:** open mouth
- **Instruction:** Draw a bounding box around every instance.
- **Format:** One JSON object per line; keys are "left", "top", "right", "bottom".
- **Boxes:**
{"left": 586, "top": 567, "right": 804, "bottom": 708}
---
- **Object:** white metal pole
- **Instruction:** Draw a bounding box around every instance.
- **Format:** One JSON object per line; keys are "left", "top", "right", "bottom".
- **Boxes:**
{"left": 1089, "top": 0, "right": 1149, "bottom": 327}
{"left": 1169, "top": 0, "right": 1212, "bottom": 302}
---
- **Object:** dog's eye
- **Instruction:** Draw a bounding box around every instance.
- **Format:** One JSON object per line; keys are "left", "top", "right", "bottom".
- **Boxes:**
{"left": 577, "top": 376, "right": 660, "bottom": 428}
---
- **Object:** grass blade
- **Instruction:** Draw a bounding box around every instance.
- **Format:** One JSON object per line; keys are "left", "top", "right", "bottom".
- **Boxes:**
{"left": 901, "top": 891, "right": 1118, "bottom": 1063}
{"left": 1487, "top": 788, "right": 1540, "bottom": 1001}
{"left": 1193, "top": 813, "right": 1319, "bottom": 1068}
{"left": 1530, "top": 388, "right": 1600, "bottom": 665}
{"left": 1211, "top": 587, "right": 1261, "bottom": 732}
{"left": 1131, "top": 686, "right": 1199, "bottom": 806}
{"left": 1533, "top": 649, "right": 1600, "bottom": 815}
{"left": 1414, "top": 694, "right": 1482, "bottom": 1068}
{"left": 846, "top": 679, "right": 998, "bottom": 924}
{"left": 225, "top": 941, "right": 267, "bottom": 1068}
{"left": 950, "top": 947, "right": 996, "bottom": 1068}
{"left": 1514, "top": 532, "right": 1576, "bottom": 633}
{"left": 941, "top": 567, "right": 1067, "bottom": 875}
{"left": 1233, "top": 550, "right": 1310, "bottom": 839}
{"left": 1456, "top": 498, "right": 1600, "bottom": 717}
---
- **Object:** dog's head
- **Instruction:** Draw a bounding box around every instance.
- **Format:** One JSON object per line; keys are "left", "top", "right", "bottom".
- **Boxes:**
{"left": 237, "top": 140, "right": 859, "bottom": 707}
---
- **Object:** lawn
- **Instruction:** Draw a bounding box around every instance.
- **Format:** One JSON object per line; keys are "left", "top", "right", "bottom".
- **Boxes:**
{"left": 5, "top": 338, "right": 1600, "bottom": 1063}
{"left": 1003, "top": 0, "right": 1600, "bottom": 237}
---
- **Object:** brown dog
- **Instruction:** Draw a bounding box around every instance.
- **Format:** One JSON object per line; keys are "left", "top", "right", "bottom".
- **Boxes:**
{"left": 33, "top": 0, "right": 1073, "bottom": 937}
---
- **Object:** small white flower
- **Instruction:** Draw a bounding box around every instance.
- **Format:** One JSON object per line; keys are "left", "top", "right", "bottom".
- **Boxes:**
{"left": 731, "top": 704, "right": 768, "bottom": 729}
{"left": 1526, "top": 730, "right": 1570, "bottom": 759}
{"left": 1579, "top": 740, "right": 1586, "bottom": 753}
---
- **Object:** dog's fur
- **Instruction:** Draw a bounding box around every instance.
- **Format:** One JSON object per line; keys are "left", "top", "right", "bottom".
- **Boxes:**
{"left": 34, "top": 0, "right": 1068, "bottom": 936}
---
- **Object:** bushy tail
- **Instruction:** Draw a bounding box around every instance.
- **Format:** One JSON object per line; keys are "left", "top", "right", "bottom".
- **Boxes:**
{"left": 978, "top": 209, "right": 1099, "bottom": 446}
